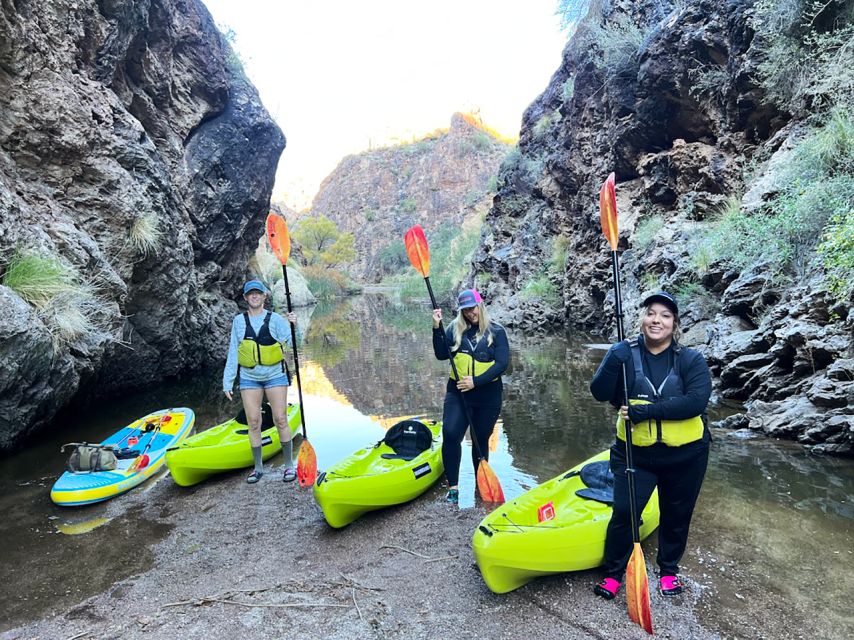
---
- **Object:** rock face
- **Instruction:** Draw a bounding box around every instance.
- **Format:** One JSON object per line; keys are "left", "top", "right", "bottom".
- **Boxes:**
{"left": 310, "top": 113, "right": 510, "bottom": 282}
{"left": 0, "top": 0, "right": 285, "bottom": 450}
{"left": 472, "top": 0, "right": 853, "bottom": 455}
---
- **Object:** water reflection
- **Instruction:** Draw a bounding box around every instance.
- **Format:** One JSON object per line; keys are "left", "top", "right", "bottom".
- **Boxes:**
{"left": 1, "top": 293, "right": 852, "bottom": 635}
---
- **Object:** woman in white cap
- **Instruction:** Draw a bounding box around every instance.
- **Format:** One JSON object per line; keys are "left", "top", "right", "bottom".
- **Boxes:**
{"left": 431, "top": 289, "right": 509, "bottom": 504}
{"left": 223, "top": 280, "right": 298, "bottom": 484}
{"left": 590, "top": 291, "right": 712, "bottom": 598}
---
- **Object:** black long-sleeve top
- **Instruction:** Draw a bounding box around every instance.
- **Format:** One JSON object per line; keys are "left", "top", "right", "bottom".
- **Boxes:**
{"left": 589, "top": 337, "right": 711, "bottom": 424}
{"left": 433, "top": 322, "right": 509, "bottom": 408}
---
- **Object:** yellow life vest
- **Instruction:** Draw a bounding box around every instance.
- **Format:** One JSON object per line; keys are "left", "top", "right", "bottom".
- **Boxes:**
{"left": 615, "top": 338, "right": 705, "bottom": 447}
{"left": 237, "top": 312, "right": 285, "bottom": 368}
{"left": 616, "top": 400, "right": 705, "bottom": 447}
{"left": 448, "top": 331, "right": 497, "bottom": 381}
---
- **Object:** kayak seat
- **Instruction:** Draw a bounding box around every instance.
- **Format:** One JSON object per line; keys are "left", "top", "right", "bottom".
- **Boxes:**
{"left": 234, "top": 402, "right": 275, "bottom": 430}
{"left": 378, "top": 420, "right": 433, "bottom": 461}
{"left": 575, "top": 460, "right": 615, "bottom": 504}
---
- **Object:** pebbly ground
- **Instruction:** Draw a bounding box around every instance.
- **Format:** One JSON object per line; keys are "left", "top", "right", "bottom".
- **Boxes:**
{"left": 2, "top": 459, "right": 843, "bottom": 640}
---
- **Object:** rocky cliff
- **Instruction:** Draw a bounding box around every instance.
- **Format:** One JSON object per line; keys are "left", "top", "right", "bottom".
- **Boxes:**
{"left": 472, "top": 0, "right": 853, "bottom": 454}
{"left": 310, "top": 113, "right": 510, "bottom": 282}
{"left": 0, "top": 0, "right": 285, "bottom": 451}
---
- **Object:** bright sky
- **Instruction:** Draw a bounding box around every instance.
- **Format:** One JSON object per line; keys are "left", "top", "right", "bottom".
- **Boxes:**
{"left": 201, "top": 0, "right": 567, "bottom": 210}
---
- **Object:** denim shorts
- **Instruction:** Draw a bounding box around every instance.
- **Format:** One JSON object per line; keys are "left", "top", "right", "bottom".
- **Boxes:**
{"left": 239, "top": 374, "right": 290, "bottom": 390}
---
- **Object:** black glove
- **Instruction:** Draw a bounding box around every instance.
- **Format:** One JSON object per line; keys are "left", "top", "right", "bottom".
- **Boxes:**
{"left": 627, "top": 403, "right": 650, "bottom": 423}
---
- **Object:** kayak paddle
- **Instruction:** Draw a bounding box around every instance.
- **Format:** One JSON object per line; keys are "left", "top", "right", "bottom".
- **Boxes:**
{"left": 128, "top": 409, "right": 173, "bottom": 472}
{"left": 600, "top": 173, "right": 653, "bottom": 634}
{"left": 404, "top": 224, "right": 504, "bottom": 504}
{"left": 266, "top": 212, "right": 317, "bottom": 487}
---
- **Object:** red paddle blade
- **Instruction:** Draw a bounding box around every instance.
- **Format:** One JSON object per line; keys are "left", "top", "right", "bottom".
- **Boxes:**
{"left": 599, "top": 172, "right": 619, "bottom": 251}
{"left": 626, "top": 543, "right": 654, "bottom": 634}
{"left": 297, "top": 439, "right": 317, "bottom": 487}
{"left": 266, "top": 213, "right": 291, "bottom": 265}
{"left": 476, "top": 460, "right": 505, "bottom": 504}
{"left": 129, "top": 454, "right": 150, "bottom": 472}
{"left": 404, "top": 225, "right": 430, "bottom": 277}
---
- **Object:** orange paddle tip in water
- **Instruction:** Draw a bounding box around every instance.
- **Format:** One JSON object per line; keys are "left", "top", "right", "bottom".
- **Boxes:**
{"left": 476, "top": 460, "right": 505, "bottom": 504}
{"left": 404, "top": 225, "right": 430, "bottom": 277}
{"left": 599, "top": 172, "right": 619, "bottom": 251}
{"left": 297, "top": 439, "right": 318, "bottom": 487}
{"left": 266, "top": 212, "right": 292, "bottom": 265}
{"left": 626, "top": 543, "right": 654, "bottom": 634}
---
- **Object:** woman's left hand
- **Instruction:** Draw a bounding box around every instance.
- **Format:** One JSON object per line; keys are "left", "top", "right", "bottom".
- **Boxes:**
{"left": 286, "top": 312, "right": 297, "bottom": 324}
{"left": 457, "top": 376, "right": 475, "bottom": 392}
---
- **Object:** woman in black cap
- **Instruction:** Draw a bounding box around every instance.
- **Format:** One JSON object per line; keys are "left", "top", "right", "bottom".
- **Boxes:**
{"left": 589, "top": 291, "right": 712, "bottom": 598}
{"left": 432, "top": 289, "right": 509, "bottom": 504}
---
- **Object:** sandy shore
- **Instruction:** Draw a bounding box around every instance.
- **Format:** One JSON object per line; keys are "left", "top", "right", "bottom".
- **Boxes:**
{"left": 2, "top": 459, "right": 838, "bottom": 640}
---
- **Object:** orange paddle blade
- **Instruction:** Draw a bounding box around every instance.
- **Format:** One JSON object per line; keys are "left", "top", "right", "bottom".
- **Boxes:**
{"left": 404, "top": 225, "right": 430, "bottom": 277}
{"left": 476, "top": 460, "right": 505, "bottom": 504}
{"left": 599, "top": 172, "right": 619, "bottom": 251}
{"left": 297, "top": 439, "right": 317, "bottom": 487}
{"left": 266, "top": 213, "right": 291, "bottom": 265}
{"left": 626, "top": 543, "right": 654, "bottom": 634}
{"left": 128, "top": 453, "right": 149, "bottom": 472}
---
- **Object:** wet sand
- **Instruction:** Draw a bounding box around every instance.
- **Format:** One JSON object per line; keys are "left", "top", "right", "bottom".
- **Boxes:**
{"left": 3, "top": 458, "right": 844, "bottom": 640}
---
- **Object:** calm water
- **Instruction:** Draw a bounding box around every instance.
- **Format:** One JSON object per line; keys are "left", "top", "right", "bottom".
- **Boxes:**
{"left": 1, "top": 294, "right": 852, "bottom": 634}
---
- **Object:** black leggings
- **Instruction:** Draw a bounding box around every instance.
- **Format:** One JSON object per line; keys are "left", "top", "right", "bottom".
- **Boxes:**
{"left": 603, "top": 436, "right": 710, "bottom": 580}
{"left": 442, "top": 392, "right": 500, "bottom": 487}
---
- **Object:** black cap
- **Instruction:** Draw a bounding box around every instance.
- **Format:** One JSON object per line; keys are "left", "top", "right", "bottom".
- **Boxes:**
{"left": 642, "top": 291, "right": 678, "bottom": 316}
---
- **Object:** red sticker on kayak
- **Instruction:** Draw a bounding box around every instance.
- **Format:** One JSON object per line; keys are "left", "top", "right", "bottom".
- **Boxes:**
{"left": 128, "top": 437, "right": 139, "bottom": 446}
{"left": 538, "top": 501, "right": 556, "bottom": 522}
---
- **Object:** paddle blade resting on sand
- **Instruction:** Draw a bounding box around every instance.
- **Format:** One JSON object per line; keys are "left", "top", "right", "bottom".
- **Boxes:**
{"left": 599, "top": 172, "right": 619, "bottom": 251}
{"left": 266, "top": 212, "right": 291, "bottom": 265}
{"left": 476, "top": 460, "right": 505, "bottom": 504}
{"left": 297, "top": 440, "right": 317, "bottom": 487}
{"left": 404, "top": 224, "right": 430, "bottom": 277}
{"left": 626, "top": 543, "right": 654, "bottom": 634}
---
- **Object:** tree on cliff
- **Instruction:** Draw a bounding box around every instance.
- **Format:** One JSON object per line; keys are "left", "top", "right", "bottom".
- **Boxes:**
{"left": 293, "top": 215, "right": 356, "bottom": 268}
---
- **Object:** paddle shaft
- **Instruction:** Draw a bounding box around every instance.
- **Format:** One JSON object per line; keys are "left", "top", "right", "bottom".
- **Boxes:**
{"left": 132, "top": 409, "right": 171, "bottom": 468}
{"left": 610, "top": 251, "right": 641, "bottom": 544}
{"left": 281, "top": 264, "right": 308, "bottom": 439}
{"left": 423, "top": 276, "right": 487, "bottom": 462}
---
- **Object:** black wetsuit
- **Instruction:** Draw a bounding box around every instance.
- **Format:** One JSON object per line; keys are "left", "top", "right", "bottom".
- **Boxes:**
{"left": 590, "top": 336, "right": 712, "bottom": 579}
{"left": 433, "top": 322, "right": 509, "bottom": 486}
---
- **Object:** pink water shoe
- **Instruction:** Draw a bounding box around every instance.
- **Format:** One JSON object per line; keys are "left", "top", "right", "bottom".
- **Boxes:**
{"left": 593, "top": 577, "right": 621, "bottom": 600}
{"left": 659, "top": 575, "right": 684, "bottom": 596}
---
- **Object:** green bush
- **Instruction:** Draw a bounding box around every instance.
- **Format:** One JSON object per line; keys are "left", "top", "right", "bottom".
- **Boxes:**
{"left": 472, "top": 132, "right": 493, "bottom": 152}
{"left": 400, "top": 197, "right": 417, "bottom": 213}
{"left": 633, "top": 215, "right": 665, "bottom": 252}
{"left": 562, "top": 75, "right": 576, "bottom": 103}
{"left": 303, "top": 265, "right": 359, "bottom": 300}
{"left": 818, "top": 209, "right": 854, "bottom": 300}
{"left": 521, "top": 274, "right": 560, "bottom": 305}
{"left": 697, "top": 109, "right": 854, "bottom": 297}
{"left": 533, "top": 112, "right": 561, "bottom": 138}
{"left": 3, "top": 251, "right": 80, "bottom": 308}
{"left": 364, "top": 209, "right": 376, "bottom": 222}
{"left": 2, "top": 250, "right": 99, "bottom": 348}
{"left": 752, "top": 0, "right": 854, "bottom": 115}
{"left": 486, "top": 175, "right": 498, "bottom": 192}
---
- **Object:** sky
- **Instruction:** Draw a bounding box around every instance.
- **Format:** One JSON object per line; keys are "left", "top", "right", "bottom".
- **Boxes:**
{"left": 201, "top": 0, "right": 567, "bottom": 210}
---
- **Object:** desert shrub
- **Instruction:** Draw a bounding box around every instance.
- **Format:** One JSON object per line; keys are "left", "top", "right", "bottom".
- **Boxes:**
{"left": 128, "top": 213, "right": 163, "bottom": 256}
{"left": 400, "top": 197, "right": 417, "bottom": 213}
{"left": 751, "top": 0, "right": 854, "bottom": 115}
{"left": 633, "top": 215, "right": 665, "bottom": 252}
{"left": 817, "top": 209, "right": 854, "bottom": 301}
{"left": 697, "top": 109, "right": 854, "bottom": 296}
{"left": 2, "top": 250, "right": 99, "bottom": 348}
{"left": 302, "top": 265, "right": 358, "bottom": 300}
{"left": 521, "top": 273, "right": 560, "bottom": 305}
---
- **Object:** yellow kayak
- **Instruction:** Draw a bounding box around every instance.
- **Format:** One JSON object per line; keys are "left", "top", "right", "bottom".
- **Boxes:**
{"left": 51, "top": 408, "right": 194, "bottom": 506}
{"left": 166, "top": 404, "right": 301, "bottom": 487}
{"left": 314, "top": 419, "right": 443, "bottom": 528}
{"left": 472, "top": 449, "right": 660, "bottom": 594}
